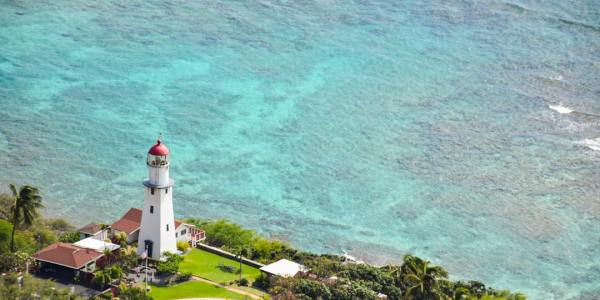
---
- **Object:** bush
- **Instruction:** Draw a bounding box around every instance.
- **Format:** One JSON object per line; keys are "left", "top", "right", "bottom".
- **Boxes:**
{"left": 176, "top": 241, "right": 189, "bottom": 252}
{"left": 176, "top": 271, "right": 192, "bottom": 282}
{"left": 239, "top": 278, "right": 249, "bottom": 286}
{"left": 156, "top": 252, "right": 183, "bottom": 275}
{"left": 59, "top": 231, "right": 81, "bottom": 243}
{"left": 252, "top": 275, "right": 270, "bottom": 290}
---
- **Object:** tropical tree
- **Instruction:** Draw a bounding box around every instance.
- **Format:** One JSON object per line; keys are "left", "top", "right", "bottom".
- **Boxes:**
{"left": 8, "top": 184, "right": 43, "bottom": 252}
{"left": 99, "top": 223, "right": 110, "bottom": 241}
{"left": 399, "top": 254, "right": 450, "bottom": 300}
{"left": 103, "top": 247, "right": 113, "bottom": 266}
{"left": 114, "top": 231, "right": 128, "bottom": 247}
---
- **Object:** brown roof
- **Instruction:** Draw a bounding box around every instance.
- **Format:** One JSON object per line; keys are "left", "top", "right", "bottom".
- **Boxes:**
{"left": 32, "top": 243, "right": 103, "bottom": 269}
{"left": 111, "top": 207, "right": 191, "bottom": 235}
{"left": 77, "top": 223, "right": 102, "bottom": 235}
{"left": 111, "top": 208, "right": 142, "bottom": 234}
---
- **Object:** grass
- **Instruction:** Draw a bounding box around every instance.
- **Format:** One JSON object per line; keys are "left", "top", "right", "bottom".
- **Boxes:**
{"left": 180, "top": 248, "right": 262, "bottom": 284}
{"left": 148, "top": 281, "right": 246, "bottom": 300}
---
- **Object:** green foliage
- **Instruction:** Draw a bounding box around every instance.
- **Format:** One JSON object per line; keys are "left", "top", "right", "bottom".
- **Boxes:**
{"left": 8, "top": 184, "right": 44, "bottom": 252}
{"left": 176, "top": 240, "right": 189, "bottom": 252}
{"left": 294, "top": 279, "right": 332, "bottom": 299}
{"left": 238, "top": 277, "right": 249, "bottom": 286}
{"left": 0, "top": 251, "right": 29, "bottom": 272}
{"left": 46, "top": 218, "right": 75, "bottom": 233}
{"left": 93, "top": 265, "right": 123, "bottom": 288}
{"left": 187, "top": 218, "right": 297, "bottom": 264}
{"left": 176, "top": 271, "right": 192, "bottom": 282}
{"left": 156, "top": 251, "right": 183, "bottom": 275}
{"left": 0, "top": 273, "right": 83, "bottom": 299}
{"left": 0, "top": 220, "right": 11, "bottom": 253}
{"left": 59, "top": 231, "right": 81, "bottom": 243}
{"left": 118, "top": 283, "right": 151, "bottom": 300}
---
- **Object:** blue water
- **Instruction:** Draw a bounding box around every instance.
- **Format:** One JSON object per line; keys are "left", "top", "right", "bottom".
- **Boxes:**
{"left": 1, "top": 1, "right": 599, "bottom": 298}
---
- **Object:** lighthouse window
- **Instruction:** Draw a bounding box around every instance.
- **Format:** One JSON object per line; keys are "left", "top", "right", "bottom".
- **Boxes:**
{"left": 150, "top": 206, "right": 154, "bottom": 214}
{"left": 166, "top": 188, "right": 169, "bottom": 194}
{"left": 151, "top": 188, "right": 155, "bottom": 195}
{"left": 166, "top": 224, "right": 169, "bottom": 231}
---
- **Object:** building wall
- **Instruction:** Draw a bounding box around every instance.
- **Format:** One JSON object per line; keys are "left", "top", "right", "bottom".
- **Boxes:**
{"left": 79, "top": 230, "right": 106, "bottom": 242}
{"left": 175, "top": 225, "right": 190, "bottom": 243}
{"left": 137, "top": 185, "right": 177, "bottom": 260}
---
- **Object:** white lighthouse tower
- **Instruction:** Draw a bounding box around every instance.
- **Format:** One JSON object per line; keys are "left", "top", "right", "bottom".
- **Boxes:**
{"left": 137, "top": 138, "right": 177, "bottom": 260}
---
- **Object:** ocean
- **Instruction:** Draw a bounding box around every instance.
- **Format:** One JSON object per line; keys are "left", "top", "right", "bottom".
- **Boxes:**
{"left": 1, "top": 1, "right": 599, "bottom": 298}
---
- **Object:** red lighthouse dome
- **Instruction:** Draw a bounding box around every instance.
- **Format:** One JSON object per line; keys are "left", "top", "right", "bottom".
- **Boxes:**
{"left": 148, "top": 139, "right": 170, "bottom": 156}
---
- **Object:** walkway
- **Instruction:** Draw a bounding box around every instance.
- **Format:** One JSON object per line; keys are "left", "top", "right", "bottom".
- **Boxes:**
{"left": 191, "top": 276, "right": 263, "bottom": 299}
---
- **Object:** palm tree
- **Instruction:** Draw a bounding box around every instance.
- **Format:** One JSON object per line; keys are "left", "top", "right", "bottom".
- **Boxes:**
{"left": 103, "top": 247, "right": 113, "bottom": 266}
{"left": 399, "top": 254, "right": 450, "bottom": 300}
{"left": 114, "top": 231, "right": 128, "bottom": 248}
{"left": 8, "top": 184, "right": 43, "bottom": 252}
{"left": 99, "top": 223, "right": 110, "bottom": 241}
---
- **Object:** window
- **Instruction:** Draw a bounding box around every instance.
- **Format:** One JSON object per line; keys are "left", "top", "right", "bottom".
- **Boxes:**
{"left": 166, "top": 188, "right": 169, "bottom": 194}
{"left": 181, "top": 229, "right": 187, "bottom": 235}
{"left": 175, "top": 233, "right": 178, "bottom": 237}
{"left": 151, "top": 188, "right": 155, "bottom": 195}
{"left": 150, "top": 206, "right": 154, "bottom": 214}
{"left": 166, "top": 224, "right": 169, "bottom": 231}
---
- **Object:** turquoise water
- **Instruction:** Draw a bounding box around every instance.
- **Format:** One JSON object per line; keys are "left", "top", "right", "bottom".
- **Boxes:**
{"left": 1, "top": 1, "right": 599, "bottom": 298}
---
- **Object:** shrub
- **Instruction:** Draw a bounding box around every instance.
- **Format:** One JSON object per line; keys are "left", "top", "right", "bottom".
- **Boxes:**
{"left": 156, "top": 252, "right": 183, "bottom": 275}
{"left": 293, "top": 279, "right": 331, "bottom": 300}
{"left": 252, "top": 275, "right": 270, "bottom": 290}
{"left": 239, "top": 278, "right": 249, "bottom": 286}
{"left": 59, "top": 231, "right": 81, "bottom": 243}
{"left": 176, "top": 271, "right": 192, "bottom": 282}
{"left": 176, "top": 240, "right": 189, "bottom": 252}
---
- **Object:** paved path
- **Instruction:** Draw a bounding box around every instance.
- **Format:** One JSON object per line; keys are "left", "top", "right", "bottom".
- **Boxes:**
{"left": 191, "top": 276, "right": 263, "bottom": 299}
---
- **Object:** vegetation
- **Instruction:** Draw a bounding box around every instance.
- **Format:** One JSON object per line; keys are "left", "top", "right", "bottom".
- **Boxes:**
{"left": 188, "top": 219, "right": 526, "bottom": 300}
{"left": 59, "top": 230, "right": 81, "bottom": 243}
{"left": 93, "top": 265, "right": 124, "bottom": 289}
{"left": 8, "top": 184, "right": 44, "bottom": 252}
{"left": 0, "top": 273, "right": 83, "bottom": 299}
{"left": 176, "top": 240, "right": 189, "bottom": 252}
{"left": 0, "top": 184, "right": 526, "bottom": 299}
{"left": 179, "top": 248, "right": 262, "bottom": 284}
{"left": 156, "top": 251, "right": 183, "bottom": 275}
{"left": 147, "top": 280, "right": 246, "bottom": 300}
{"left": 185, "top": 218, "right": 296, "bottom": 264}
{"left": 116, "top": 283, "right": 151, "bottom": 300}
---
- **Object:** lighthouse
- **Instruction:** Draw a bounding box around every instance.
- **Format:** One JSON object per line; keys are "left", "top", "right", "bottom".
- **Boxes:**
{"left": 137, "top": 138, "right": 177, "bottom": 260}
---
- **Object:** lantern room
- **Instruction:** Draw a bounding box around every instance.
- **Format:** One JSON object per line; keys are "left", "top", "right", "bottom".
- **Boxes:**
{"left": 145, "top": 139, "right": 172, "bottom": 187}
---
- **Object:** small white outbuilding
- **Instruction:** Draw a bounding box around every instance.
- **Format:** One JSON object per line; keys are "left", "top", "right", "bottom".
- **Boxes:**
{"left": 260, "top": 259, "right": 308, "bottom": 278}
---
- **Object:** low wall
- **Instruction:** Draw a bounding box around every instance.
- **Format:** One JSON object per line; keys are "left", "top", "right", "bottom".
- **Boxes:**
{"left": 196, "top": 243, "right": 265, "bottom": 268}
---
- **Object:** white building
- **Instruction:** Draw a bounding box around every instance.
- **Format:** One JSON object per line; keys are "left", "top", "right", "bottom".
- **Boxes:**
{"left": 137, "top": 138, "right": 178, "bottom": 260}
{"left": 260, "top": 259, "right": 309, "bottom": 278}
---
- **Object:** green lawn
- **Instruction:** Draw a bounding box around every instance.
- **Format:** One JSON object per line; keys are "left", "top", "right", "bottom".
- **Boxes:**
{"left": 148, "top": 281, "right": 246, "bottom": 300}
{"left": 180, "top": 248, "right": 262, "bottom": 284}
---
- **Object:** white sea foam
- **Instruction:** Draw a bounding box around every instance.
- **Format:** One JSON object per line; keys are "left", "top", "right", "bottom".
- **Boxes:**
{"left": 549, "top": 104, "right": 573, "bottom": 114}
{"left": 578, "top": 138, "right": 600, "bottom": 151}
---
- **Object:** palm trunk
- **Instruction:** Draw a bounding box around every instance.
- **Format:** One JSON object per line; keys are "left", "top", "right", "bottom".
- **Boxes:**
{"left": 10, "top": 211, "right": 18, "bottom": 252}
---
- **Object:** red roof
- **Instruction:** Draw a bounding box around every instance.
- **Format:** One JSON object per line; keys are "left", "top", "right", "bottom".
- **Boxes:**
{"left": 111, "top": 208, "right": 143, "bottom": 234}
{"left": 77, "top": 223, "right": 102, "bottom": 235}
{"left": 148, "top": 139, "right": 169, "bottom": 156}
{"left": 112, "top": 207, "right": 188, "bottom": 235}
{"left": 32, "top": 243, "right": 103, "bottom": 269}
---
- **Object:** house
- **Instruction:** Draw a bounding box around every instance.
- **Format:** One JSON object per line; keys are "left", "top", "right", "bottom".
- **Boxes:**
{"left": 111, "top": 207, "right": 205, "bottom": 248}
{"left": 260, "top": 259, "right": 309, "bottom": 278}
{"left": 32, "top": 243, "right": 105, "bottom": 275}
{"left": 111, "top": 208, "right": 143, "bottom": 244}
{"left": 77, "top": 223, "right": 105, "bottom": 241}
